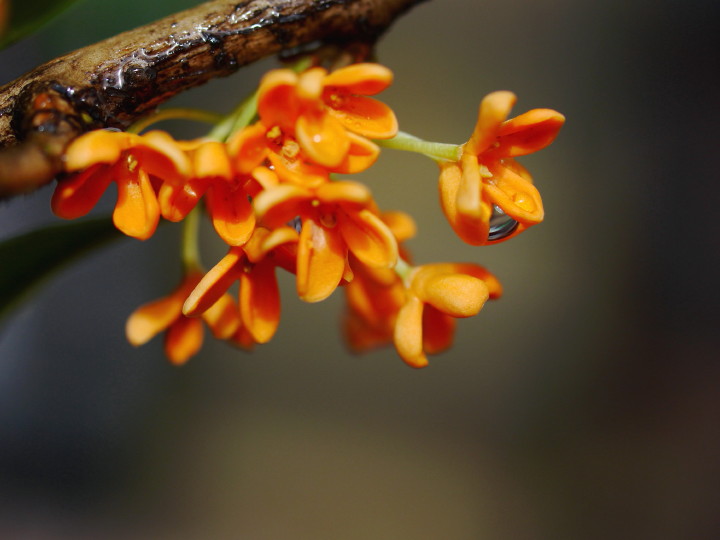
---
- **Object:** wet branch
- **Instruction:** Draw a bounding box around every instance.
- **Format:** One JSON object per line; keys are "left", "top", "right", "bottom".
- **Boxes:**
{"left": 0, "top": 0, "right": 426, "bottom": 199}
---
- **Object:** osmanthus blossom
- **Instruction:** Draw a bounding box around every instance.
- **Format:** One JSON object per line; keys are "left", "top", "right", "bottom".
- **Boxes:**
{"left": 52, "top": 129, "right": 191, "bottom": 240}
{"left": 439, "top": 91, "right": 565, "bottom": 245}
{"left": 393, "top": 263, "right": 503, "bottom": 368}
{"left": 252, "top": 179, "right": 399, "bottom": 303}
{"left": 343, "top": 211, "right": 417, "bottom": 351}
{"left": 183, "top": 226, "right": 299, "bottom": 344}
{"left": 257, "top": 63, "right": 398, "bottom": 169}
{"left": 125, "top": 272, "right": 242, "bottom": 365}
{"left": 159, "top": 130, "right": 266, "bottom": 246}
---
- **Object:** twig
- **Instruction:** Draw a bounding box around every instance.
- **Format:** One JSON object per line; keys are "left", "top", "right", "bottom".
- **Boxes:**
{"left": 0, "top": 0, "right": 427, "bottom": 199}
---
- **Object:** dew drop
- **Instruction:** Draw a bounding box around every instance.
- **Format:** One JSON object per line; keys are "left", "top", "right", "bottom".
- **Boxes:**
{"left": 488, "top": 205, "right": 518, "bottom": 241}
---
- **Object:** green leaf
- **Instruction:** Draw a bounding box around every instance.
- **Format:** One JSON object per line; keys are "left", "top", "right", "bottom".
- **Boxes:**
{"left": 0, "top": 216, "right": 123, "bottom": 325}
{"left": 0, "top": 0, "right": 84, "bottom": 50}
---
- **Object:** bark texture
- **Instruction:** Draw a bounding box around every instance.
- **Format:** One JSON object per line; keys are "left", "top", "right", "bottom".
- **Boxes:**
{"left": 0, "top": 0, "right": 426, "bottom": 198}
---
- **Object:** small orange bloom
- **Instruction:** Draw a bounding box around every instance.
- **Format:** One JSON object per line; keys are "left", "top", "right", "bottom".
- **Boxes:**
{"left": 439, "top": 91, "right": 564, "bottom": 245}
{"left": 257, "top": 63, "right": 397, "bottom": 169}
{"left": 344, "top": 256, "right": 406, "bottom": 352}
{"left": 343, "top": 210, "right": 417, "bottom": 351}
{"left": 159, "top": 136, "right": 261, "bottom": 246}
{"left": 52, "top": 130, "right": 190, "bottom": 240}
{"left": 183, "top": 227, "right": 299, "bottom": 344}
{"left": 253, "top": 181, "right": 398, "bottom": 302}
{"left": 125, "top": 272, "right": 241, "bottom": 365}
{"left": 393, "top": 263, "right": 502, "bottom": 368}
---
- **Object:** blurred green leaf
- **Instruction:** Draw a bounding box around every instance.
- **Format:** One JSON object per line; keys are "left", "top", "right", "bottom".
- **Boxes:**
{"left": 0, "top": 216, "right": 122, "bottom": 324}
{"left": 0, "top": 0, "right": 84, "bottom": 50}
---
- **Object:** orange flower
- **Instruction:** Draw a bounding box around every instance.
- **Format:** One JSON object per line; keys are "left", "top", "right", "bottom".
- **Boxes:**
{"left": 183, "top": 227, "right": 299, "bottom": 344}
{"left": 253, "top": 181, "right": 398, "bottom": 303}
{"left": 344, "top": 257, "right": 406, "bottom": 352}
{"left": 52, "top": 130, "right": 190, "bottom": 240}
{"left": 257, "top": 63, "right": 397, "bottom": 169}
{"left": 125, "top": 272, "right": 241, "bottom": 365}
{"left": 439, "top": 91, "right": 565, "bottom": 245}
{"left": 343, "top": 210, "right": 417, "bottom": 351}
{"left": 393, "top": 263, "right": 502, "bottom": 368}
{"left": 159, "top": 133, "right": 264, "bottom": 246}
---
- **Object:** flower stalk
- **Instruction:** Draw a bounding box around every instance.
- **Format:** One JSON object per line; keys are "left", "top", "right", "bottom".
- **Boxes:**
{"left": 375, "top": 131, "right": 461, "bottom": 162}
{"left": 127, "top": 109, "right": 224, "bottom": 135}
{"left": 181, "top": 206, "right": 203, "bottom": 273}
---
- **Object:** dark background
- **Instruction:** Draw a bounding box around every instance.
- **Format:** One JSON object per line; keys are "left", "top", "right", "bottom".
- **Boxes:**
{"left": 1, "top": 0, "right": 719, "bottom": 538}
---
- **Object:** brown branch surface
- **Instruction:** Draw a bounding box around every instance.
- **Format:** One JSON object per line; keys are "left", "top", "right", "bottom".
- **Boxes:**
{"left": 0, "top": 0, "right": 426, "bottom": 199}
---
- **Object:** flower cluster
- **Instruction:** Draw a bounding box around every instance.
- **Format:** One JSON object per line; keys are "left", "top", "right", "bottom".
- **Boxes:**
{"left": 51, "top": 62, "right": 564, "bottom": 367}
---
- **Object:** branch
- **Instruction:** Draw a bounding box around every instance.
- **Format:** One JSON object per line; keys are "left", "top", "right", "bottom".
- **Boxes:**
{"left": 0, "top": 0, "right": 426, "bottom": 199}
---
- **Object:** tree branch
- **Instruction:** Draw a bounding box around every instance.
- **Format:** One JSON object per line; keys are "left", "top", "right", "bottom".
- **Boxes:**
{"left": 0, "top": 0, "right": 426, "bottom": 199}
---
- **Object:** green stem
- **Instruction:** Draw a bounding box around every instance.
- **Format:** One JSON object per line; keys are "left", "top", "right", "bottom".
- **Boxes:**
{"left": 394, "top": 257, "right": 413, "bottom": 285}
{"left": 181, "top": 206, "right": 202, "bottom": 273}
{"left": 289, "top": 55, "right": 313, "bottom": 73}
{"left": 375, "top": 131, "right": 461, "bottom": 162}
{"left": 127, "top": 108, "right": 223, "bottom": 134}
{"left": 208, "top": 91, "right": 259, "bottom": 142}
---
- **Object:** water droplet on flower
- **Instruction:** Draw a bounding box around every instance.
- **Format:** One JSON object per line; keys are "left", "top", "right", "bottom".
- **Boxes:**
{"left": 287, "top": 216, "right": 302, "bottom": 233}
{"left": 488, "top": 205, "right": 518, "bottom": 241}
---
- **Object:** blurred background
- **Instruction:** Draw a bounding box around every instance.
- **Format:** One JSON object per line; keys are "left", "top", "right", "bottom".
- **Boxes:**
{"left": 1, "top": 0, "right": 719, "bottom": 538}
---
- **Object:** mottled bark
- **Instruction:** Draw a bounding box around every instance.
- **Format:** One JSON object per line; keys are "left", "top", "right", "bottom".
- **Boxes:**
{"left": 0, "top": 0, "right": 426, "bottom": 199}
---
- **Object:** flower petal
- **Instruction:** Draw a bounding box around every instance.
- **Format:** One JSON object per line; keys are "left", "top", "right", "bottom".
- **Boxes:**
{"left": 338, "top": 209, "right": 398, "bottom": 268}
{"left": 316, "top": 180, "right": 372, "bottom": 207}
{"left": 243, "top": 226, "right": 299, "bottom": 263}
{"left": 192, "top": 140, "right": 233, "bottom": 179}
{"left": 227, "top": 122, "right": 269, "bottom": 174}
{"left": 345, "top": 264, "right": 404, "bottom": 325}
{"left": 183, "top": 247, "right": 244, "bottom": 317}
{"left": 64, "top": 130, "right": 130, "bottom": 171}
{"left": 297, "top": 67, "right": 326, "bottom": 101}
{"left": 240, "top": 260, "right": 281, "bottom": 344}
{"left": 421, "top": 305, "right": 456, "bottom": 355}
{"left": 450, "top": 263, "right": 503, "bottom": 299}
{"left": 326, "top": 95, "right": 398, "bottom": 139}
{"left": 296, "top": 219, "right": 346, "bottom": 302}
{"left": 251, "top": 166, "right": 280, "bottom": 190}
{"left": 135, "top": 130, "right": 192, "bottom": 183}
{"left": 257, "top": 69, "right": 300, "bottom": 132}
{"left": 202, "top": 293, "right": 241, "bottom": 340}
{"left": 51, "top": 164, "right": 113, "bottom": 219}
{"left": 125, "top": 273, "right": 200, "bottom": 346}
{"left": 113, "top": 168, "right": 160, "bottom": 240}
{"left": 164, "top": 316, "right": 204, "bottom": 365}
{"left": 323, "top": 63, "right": 393, "bottom": 96}
{"left": 438, "top": 156, "right": 491, "bottom": 246}
{"left": 296, "top": 110, "right": 350, "bottom": 168}
{"left": 329, "top": 132, "right": 379, "bottom": 174}
{"left": 252, "top": 184, "right": 311, "bottom": 228}
{"left": 206, "top": 181, "right": 255, "bottom": 246}
{"left": 416, "top": 273, "right": 489, "bottom": 318}
{"left": 485, "top": 163, "right": 544, "bottom": 225}
{"left": 465, "top": 91, "right": 516, "bottom": 155}
{"left": 502, "top": 157, "right": 533, "bottom": 183}
{"left": 393, "top": 294, "right": 428, "bottom": 368}
{"left": 489, "top": 108, "right": 565, "bottom": 158}
{"left": 381, "top": 210, "right": 417, "bottom": 243}
{"left": 267, "top": 152, "right": 329, "bottom": 188}
{"left": 158, "top": 178, "right": 205, "bottom": 222}
{"left": 126, "top": 293, "right": 184, "bottom": 346}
